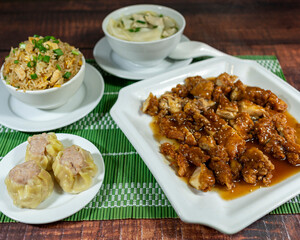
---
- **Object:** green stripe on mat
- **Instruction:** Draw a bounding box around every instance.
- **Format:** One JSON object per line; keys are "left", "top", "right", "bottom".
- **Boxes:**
{"left": 0, "top": 56, "right": 298, "bottom": 223}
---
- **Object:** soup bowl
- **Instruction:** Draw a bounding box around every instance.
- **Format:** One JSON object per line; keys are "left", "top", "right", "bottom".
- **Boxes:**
{"left": 102, "top": 4, "right": 186, "bottom": 67}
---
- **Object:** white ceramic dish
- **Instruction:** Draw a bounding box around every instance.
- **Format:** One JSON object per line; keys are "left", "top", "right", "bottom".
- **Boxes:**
{"left": 93, "top": 36, "right": 192, "bottom": 80}
{"left": 110, "top": 56, "right": 300, "bottom": 234}
{"left": 1, "top": 56, "right": 86, "bottom": 109}
{"left": 102, "top": 4, "right": 185, "bottom": 67}
{"left": 0, "top": 63, "right": 104, "bottom": 132}
{"left": 0, "top": 133, "right": 105, "bottom": 224}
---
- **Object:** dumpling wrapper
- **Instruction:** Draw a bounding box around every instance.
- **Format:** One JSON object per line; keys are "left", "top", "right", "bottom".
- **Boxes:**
{"left": 52, "top": 145, "right": 98, "bottom": 194}
{"left": 25, "top": 132, "right": 64, "bottom": 170}
{"left": 5, "top": 160, "right": 54, "bottom": 209}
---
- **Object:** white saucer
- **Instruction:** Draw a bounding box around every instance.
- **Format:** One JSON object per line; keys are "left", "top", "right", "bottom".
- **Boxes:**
{"left": 0, "top": 134, "right": 105, "bottom": 224}
{"left": 93, "top": 36, "right": 193, "bottom": 80}
{"left": 0, "top": 63, "right": 104, "bottom": 132}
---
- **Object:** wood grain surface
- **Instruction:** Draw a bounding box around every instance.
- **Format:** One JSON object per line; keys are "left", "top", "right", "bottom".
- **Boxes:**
{"left": 0, "top": 0, "right": 300, "bottom": 239}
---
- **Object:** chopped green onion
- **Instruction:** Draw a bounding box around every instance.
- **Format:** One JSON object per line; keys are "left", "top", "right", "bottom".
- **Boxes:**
{"left": 53, "top": 48, "right": 64, "bottom": 56}
{"left": 128, "top": 28, "right": 141, "bottom": 32}
{"left": 129, "top": 17, "right": 134, "bottom": 20}
{"left": 4, "top": 76, "right": 7, "bottom": 80}
{"left": 136, "top": 20, "right": 146, "bottom": 24}
{"left": 37, "top": 54, "right": 43, "bottom": 61}
{"left": 56, "top": 64, "right": 61, "bottom": 71}
{"left": 19, "top": 43, "right": 26, "bottom": 49}
{"left": 63, "top": 71, "right": 71, "bottom": 79}
{"left": 71, "top": 50, "right": 79, "bottom": 55}
{"left": 13, "top": 49, "right": 16, "bottom": 54}
{"left": 32, "top": 39, "right": 47, "bottom": 53}
{"left": 27, "top": 61, "right": 36, "bottom": 68}
{"left": 43, "top": 55, "right": 50, "bottom": 63}
{"left": 5, "top": 55, "right": 9, "bottom": 59}
{"left": 43, "top": 36, "right": 51, "bottom": 41}
{"left": 33, "top": 56, "right": 37, "bottom": 61}
{"left": 33, "top": 34, "right": 40, "bottom": 38}
{"left": 153, "top": 25, "right": 158, "bottom": 29}
{"left": 159, "top": 14, "right": 163, "bottom": 17}
{"left": 37, "top": 39, "right": 44, "bottom": 45}
{"left": 44, "top": 36, "right": 59, "bottom": 43}
{"left": 44, "top": 36, "right": 56, "bottom": 41}
{"left": 14, "top": 60, "right": 19, "bottom": 64}
{"left": 31, "top": 73, "right": 38, "bottom": 80}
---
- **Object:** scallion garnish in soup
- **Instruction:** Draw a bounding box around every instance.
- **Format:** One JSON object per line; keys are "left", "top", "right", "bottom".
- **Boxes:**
{"left": 107, "top": 11, "right": 178, "bottom": 42}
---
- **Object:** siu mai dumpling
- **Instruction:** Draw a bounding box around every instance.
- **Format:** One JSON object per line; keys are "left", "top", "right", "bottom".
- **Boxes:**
{"left": 5, "top": 160, "right": 54, "bottom": 208}
{"left": 25, "top": 132, "right": 64, "bottom": 170}
{"left": 52, "top": 145, "right": 98, "bottom": 193}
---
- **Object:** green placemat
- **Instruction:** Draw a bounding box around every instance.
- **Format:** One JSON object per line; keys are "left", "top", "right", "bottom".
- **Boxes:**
{"left": 0, "top": 56, "right": 299, "bottom": 223}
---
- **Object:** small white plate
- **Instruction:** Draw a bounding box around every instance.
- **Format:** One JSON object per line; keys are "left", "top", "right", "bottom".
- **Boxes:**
{"left": 93, "top": 36, "right": 193, "bottom": 80}
{"left": 0, "top": 133, "right": 105, "bottom": 224}
{"left": 0, "top": 63, "right": 104, "bottom": 132}
{"left": 110, "top": 56, "right": 300, "bottom": 234}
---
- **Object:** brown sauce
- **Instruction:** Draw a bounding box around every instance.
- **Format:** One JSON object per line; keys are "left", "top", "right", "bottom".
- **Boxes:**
{"left": 150, "top": 117, "right": 180, "bottom": 146}
{"left": 150, "top": 112, "right": 300, "bottom": 200}
{"left": 218, "top": 112, "right": 300, "bottom": 200}
{"left": 216, "top": 142, "right": 300, "bottom": 200}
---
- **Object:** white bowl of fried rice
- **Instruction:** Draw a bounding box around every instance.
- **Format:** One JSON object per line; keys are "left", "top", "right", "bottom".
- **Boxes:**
{"left": 0, "top": 35, "right": 85, "bottom": 109}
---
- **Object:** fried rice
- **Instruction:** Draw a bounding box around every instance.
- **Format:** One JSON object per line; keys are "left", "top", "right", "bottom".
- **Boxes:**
{"left": 2, "top": 35, "right": 83, "bottom": 91}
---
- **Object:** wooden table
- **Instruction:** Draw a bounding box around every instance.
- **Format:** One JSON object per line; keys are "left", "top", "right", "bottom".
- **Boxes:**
{"left": 1, "top": 0, "right": 300, "bottom": 239}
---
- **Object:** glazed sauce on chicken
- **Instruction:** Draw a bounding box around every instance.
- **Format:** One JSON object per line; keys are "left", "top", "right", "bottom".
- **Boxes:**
{"left": 144, "top": 73, "right": 300, "bottom": 201}
{"left": 151, "top": 112, "right": 300, "bottom": 200}
{"left": 150, "top": 117, "right": 179, "bottom": 143}
{"left": 217, "top": 112, "right": 300, "bottom": 200}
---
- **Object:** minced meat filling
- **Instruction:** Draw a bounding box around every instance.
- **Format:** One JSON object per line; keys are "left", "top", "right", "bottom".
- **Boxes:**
{"left": 9, "top": 160, "right": 41, "bottom": 185}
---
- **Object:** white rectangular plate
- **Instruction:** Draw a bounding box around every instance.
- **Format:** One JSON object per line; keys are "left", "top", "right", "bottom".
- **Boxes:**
{"left": 110, "top": 56, "right": 300, "bottom": 234}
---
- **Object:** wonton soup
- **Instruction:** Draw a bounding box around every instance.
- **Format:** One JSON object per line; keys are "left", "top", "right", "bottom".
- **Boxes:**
{"left": 107, "top": 11, "right": 178, "bottom": 42}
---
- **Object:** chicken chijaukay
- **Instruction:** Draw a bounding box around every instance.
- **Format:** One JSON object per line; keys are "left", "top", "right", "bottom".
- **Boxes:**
{"left": 142, "top": 73, "right": 300, "bottom": 192}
